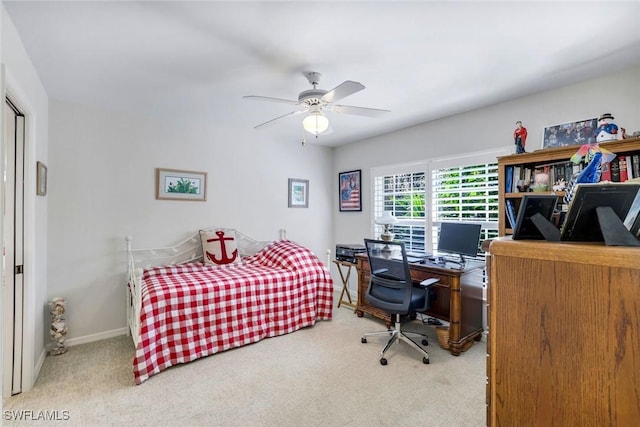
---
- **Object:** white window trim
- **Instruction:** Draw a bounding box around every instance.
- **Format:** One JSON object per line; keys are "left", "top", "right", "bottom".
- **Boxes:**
{"left": 370, "top": 147, "right": 511, "bottom": 248}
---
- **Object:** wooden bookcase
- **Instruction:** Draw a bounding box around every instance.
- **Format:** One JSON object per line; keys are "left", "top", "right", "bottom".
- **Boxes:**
{"left": 497, "top": 136, "right": 640, "bottom": 236}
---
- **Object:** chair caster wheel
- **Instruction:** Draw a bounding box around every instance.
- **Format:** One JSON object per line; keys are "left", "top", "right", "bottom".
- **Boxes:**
{"left": 361, "top": 337, "right": 367, "bottom": 344}
{"left": 422, "top": 339, "right": 429, "bottom": 346}
{"left": 380, "top": 358, "right": 388, "bottom": 366}
{"left": 423, "top": 357, "right": 429, "bottom": 364}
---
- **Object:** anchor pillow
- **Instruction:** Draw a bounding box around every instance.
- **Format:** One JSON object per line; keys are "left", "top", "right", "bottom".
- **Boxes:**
{"left": 200, "top": 228, "right": 242, "bottom": 266}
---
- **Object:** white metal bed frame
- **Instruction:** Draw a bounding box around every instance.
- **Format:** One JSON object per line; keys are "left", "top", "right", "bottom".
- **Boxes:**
{"left": 125, "top": 230, "right": 269, "bottom": 346}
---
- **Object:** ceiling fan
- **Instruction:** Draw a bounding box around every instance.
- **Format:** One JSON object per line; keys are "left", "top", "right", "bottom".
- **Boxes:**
{"left": 243, "top": 71, "right": 390, "bottom": 136}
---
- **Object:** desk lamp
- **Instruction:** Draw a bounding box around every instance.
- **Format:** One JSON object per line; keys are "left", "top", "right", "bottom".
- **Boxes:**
{"left": 376, "top": 211, "right": 398, "bottom": 242}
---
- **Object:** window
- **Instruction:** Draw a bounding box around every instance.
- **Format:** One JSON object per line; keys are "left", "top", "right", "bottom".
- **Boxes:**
{"left": 431, "top": 162, "right": 500, "bottom": 252}
{"left": 373, "top": 171, "right": 426, "bottom": 252}
{"left": 372, "top": 149, "right": 506, "bottom": 256}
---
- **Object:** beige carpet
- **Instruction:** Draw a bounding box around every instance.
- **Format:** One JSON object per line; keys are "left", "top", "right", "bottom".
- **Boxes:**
{"left": 3, "top": 296, "right": 486, "bottom": 426}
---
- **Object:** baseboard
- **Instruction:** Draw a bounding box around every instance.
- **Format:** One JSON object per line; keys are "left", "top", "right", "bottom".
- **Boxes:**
{"left": 64, "top": 327, "right": 128, "bottom": 348}
{"left": 31, "top": 348, "right": 47, "bottom": 391}
{"left": 41, "top": 327, "right": 129, "bottom": 382}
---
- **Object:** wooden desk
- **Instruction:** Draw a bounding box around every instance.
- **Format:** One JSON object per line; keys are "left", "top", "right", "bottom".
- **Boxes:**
{"left": 487, "top": 238, "right": 640, "bottom": 426}
{"left": 355, "top": 253, "right": 485, "bottom": 356}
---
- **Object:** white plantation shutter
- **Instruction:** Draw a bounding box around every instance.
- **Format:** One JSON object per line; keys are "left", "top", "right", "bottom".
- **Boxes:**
{"left": 372, "top": 148, "right": 507, "bottom": 255}
{"left": 373, "top": 171, "right": 427, "bottom": 252}
{"left": 430, "top": 162, "right": 500, "bottom": 253}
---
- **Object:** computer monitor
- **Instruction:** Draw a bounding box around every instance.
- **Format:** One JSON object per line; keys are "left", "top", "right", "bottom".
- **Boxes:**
{"left": 560, "top": 182, "right": 640, "bottom": 243}
{"left": 624, "top": 191, "right": 640, "bottom": 238}
{"left": 437, "top": 222, "right": 482, "bottom": 264}
{"left": 512, "top": 195, "right": 558, "bottom": 240}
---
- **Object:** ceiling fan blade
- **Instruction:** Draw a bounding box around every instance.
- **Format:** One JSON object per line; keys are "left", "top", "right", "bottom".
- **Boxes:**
{"left": 253, "top": 110, "right": 304, "bottom": 129}
{"left": 332, "top": 104, "right": 391, "bottom": 117}
{"left": 243, "top": 95, "right": 299, "bottom": 105}
{"left": 321, "top": 81, "right": 365, "bottom": 103}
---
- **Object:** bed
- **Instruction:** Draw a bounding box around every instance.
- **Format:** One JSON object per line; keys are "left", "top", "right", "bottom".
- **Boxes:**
{"left": 126, "top": 229, "right": 333, "bottom": 384}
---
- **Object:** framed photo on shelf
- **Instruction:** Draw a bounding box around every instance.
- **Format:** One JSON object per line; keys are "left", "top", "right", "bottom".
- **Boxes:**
{"left": 288, "top": 178, "right": 309, "bottom": 208}
{"left": 156, "top": 168, "right": 207, "bottom": 201}
{"left": 339, "top": 169, "right": 362, "bottom": 212}
{"left": 36, "top": 161, "right": 47, "bottom": 196}
{"left": 542, "top": 117, "right": 598, "bottom": 149}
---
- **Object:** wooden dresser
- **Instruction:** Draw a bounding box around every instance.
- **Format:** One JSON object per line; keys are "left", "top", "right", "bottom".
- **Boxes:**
{"left": 487, "top": 238, "right": 640, "bottom": 426}
{"left": 355, "top": 253, "right": 485, "bottom": 355}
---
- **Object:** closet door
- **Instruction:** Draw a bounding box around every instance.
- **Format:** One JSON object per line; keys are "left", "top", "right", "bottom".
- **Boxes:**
{"left": 3, "top": 98, "right": 25, "bottom": 396}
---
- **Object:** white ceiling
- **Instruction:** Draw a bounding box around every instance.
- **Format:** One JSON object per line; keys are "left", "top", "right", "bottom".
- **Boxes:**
{"left": 4, "top": 1, "right": 640, "bottom": 147}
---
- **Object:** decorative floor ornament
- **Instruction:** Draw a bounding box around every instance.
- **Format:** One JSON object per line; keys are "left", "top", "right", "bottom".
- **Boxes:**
{"left": 49, "top": 297, "right": 68, "bottom": 355}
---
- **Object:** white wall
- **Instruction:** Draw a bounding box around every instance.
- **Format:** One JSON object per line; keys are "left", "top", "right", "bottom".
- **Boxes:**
{"left": 47, "top": 100, "right": 334, "bottom": 341}
{"left": 333, "top": 65, "right": 640, "bottom": 293}
{"left": 1, "top": 3, "right": 49, "bottom": 391}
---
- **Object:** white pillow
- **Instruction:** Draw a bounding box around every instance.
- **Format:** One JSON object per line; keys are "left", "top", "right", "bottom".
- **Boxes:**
{"left": 200, "top": 228, "right": 242, "bottom": 266}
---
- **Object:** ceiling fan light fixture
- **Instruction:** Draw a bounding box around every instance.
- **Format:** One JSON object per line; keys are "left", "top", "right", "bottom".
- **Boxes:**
{"left": 245, "top": 71, "right": 389, "bottom": 135}
{"left": 302, "top": 112, "right": 329, "bottom": 135}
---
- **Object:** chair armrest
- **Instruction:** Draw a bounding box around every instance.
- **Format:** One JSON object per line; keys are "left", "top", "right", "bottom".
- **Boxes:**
{"left": 419, "top": 277, "right": 440, "bottom": 287}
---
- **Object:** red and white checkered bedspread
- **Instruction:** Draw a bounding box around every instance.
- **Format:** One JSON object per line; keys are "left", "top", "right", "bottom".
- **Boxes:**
{"left": 133, "top": 240, "right": 333, "bottom": 384}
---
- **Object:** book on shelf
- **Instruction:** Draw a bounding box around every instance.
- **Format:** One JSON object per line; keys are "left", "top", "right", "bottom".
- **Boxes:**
{"left": 505, "top": 166, "right": 513, "bottom": 193}
{"left": 555, "top": 163, "right": 565, "bottom": 184}
{"left": 632, "top": 154, "right": 640, "bottom": 179}
{"left": 610, "top": 157, "right": 621, "bottom": 182}
{"left": 565, "top": 161, "right": 577, "bottom": 182}
{"left": 619, "top": 157, "right": 629, "bottom": 182}
{"left": 626, "top": 155, "right": 634, "bottom": 180}
{"left": 600, "top": 161, "right": 612, "bottom": 182}
{"left": 505, "top": 199, "right": 517, "bottom": 230}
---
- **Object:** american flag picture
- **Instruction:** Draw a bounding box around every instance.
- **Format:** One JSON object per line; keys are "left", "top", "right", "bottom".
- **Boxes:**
{"left": 339, "top": 169, "right": 362, "bottom": 211}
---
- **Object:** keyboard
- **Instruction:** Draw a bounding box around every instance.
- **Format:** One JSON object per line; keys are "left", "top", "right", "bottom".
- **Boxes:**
{"left": 406, "top": 253, "right": 445, "bottom": 264}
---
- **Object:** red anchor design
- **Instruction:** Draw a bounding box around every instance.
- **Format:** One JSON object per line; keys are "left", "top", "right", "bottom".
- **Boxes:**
{"left": 206, "top": 231, "right": 238, "bottom": 265}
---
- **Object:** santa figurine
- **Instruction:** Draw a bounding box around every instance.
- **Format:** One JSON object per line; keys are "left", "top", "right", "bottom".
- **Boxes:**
{"left": 595, "top": 113, "right": 623, "bottom": 143}
{"left": 514, "top": 121, "right": 527, "bottom": 154}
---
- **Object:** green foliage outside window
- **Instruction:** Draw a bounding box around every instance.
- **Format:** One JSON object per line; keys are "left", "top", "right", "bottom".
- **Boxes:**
{"left": 383, "top": 172, "right": 426, "bottom": 219}
{"left": 435, "top": 165, "right": 498, "bottom": 221}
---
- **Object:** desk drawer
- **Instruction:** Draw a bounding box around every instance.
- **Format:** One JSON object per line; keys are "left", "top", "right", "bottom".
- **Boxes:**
{"left": 410, "top": 270, "right": 451, "bottom": 287}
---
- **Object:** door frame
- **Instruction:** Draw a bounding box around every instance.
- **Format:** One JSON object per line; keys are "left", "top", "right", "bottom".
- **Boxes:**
{"left": 1, "top": 66, "right": 37, "bottom": 396}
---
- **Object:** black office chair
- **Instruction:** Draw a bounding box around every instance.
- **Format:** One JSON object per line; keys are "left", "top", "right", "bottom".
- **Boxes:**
{"left": 361, "top": 239, "right": 438, "bottom": 365}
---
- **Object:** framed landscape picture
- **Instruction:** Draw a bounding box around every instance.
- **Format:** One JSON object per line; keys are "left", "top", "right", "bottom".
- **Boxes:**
{"left": 542, "top": 118, "right": 598, "bottom": 149}
{"left": 156, "top": 168, "right": 207, "bottom": 201}
{"left": 339, "top": 169, "right": 362, "bottom": 212}
{"left": 288, "top": 178, "right": 309, "bottom": 208}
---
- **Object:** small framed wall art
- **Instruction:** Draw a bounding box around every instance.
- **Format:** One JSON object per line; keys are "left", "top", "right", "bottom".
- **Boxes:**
{"left": 36, "top": 161, "right": 47, "bottom": 196}
{"left": 156, "top": 168, "right": 207, "bottom": 201}
{"left": 339, "top": 169, "right": 362, "bottom": 212}
{"left": 542, "top": 118, "right": 598, "bottom": 149}
{"left": 288, "top": 178, "right": 309, "bottom": 208}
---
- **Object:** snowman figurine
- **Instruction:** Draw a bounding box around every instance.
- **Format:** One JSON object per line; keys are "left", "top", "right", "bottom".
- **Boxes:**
{"left": 594, "top": 113, "right": 622, "bottom": 143}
